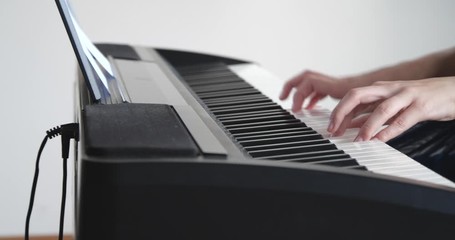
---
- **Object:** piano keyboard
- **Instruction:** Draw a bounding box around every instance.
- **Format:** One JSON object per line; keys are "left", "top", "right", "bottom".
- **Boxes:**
{"left": 294, "top": 109, "right": 455, "bottom": 188}
{"left": 175, "top": 62, "right": 455, "bottom": 188}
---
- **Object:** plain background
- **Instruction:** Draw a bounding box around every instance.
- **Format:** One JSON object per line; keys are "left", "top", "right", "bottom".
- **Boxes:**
{"left": 1, "top": 0, "right": 454, "bottom": 237}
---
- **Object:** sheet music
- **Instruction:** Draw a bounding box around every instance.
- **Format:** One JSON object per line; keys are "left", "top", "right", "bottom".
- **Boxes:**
{"left": 68, "top": 7, "right": 113, "bottom": 93}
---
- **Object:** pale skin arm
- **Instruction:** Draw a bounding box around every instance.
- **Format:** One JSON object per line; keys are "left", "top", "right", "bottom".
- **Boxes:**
{"left": 280, "top": 47, "right": 455, "bottom": 142}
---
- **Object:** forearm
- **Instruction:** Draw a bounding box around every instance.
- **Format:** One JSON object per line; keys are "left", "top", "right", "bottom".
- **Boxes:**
{"left": 342, "top": 47, "right": 455, "bottom": 89}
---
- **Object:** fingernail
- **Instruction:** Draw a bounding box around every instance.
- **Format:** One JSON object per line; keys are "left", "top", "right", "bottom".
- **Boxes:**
{"left": 354, "top": 136, "right": 363, "bottom": 142}
{"left": 327, "top": 122, "right": 334, "bottom": 132}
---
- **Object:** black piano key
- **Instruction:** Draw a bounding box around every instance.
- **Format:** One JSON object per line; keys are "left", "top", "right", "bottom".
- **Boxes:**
{"left": 178, "top": 64, "right": 231, "bottom": 72}
{"left": 305, "top": 158, "right": 359, "bottom": 167}
{"left": 198, "top": 88, "right": 260, "bottom": 99}
{"left": 222, "top": 118, "right": 299, "bottom": 129}
{"left": 225, "top": 119, "right": 301, "bottom": 129}
{"left": 235, "top": 129, "right": 317, "bottom": 141}
{"left": 248, "top": 143, "right": 337, "bottom": 158}
{"left": 217, "top": 109, "right": 288, "bottom": 120}
{"left": 239, "top": 133, "right": 324, "bottom": 146}
{"left": 221, "top": 114, "right": 295, "bottom": 126}
{"left": 348, "top": 165, "right": 368, "bottom": 171}
{"left": 260, "top": 149, "right": 346, "bottom": 161}
{"left": 288, "top": 153, "right": 352, "bottom": 163}
{"left": 189, "top": 79, "right": 245, "bottom": 89}
{"left": 232, "top": 127, "right": 313, "bottom": 138}
{"left": 202, "top": 94, "right": 269, "bottom": 105}
{"left": 186, "top": 74, "right": 240, "bottom": 81}
{"left": 195, "top": 86, "right": 254, "bottom": 95}
{"left": 192, "top": 82, "right": 252, "bottom": 93}
{"left": 192, "top": 81, "right": 250, "bottom": 89}
{"left": 206, "top": 99, "right": 273, "bottom": 110}
{"left": 229, "top": 122, "right": 308, "bottom": 135}
{"left": 210, "top": 102, "right": 279, "bottom": 113}
{"left": 206, "top": 99, "right": 274, "bottom": 108}
{"left": 244, "top": 139, "right": 331, "bottom": 152}
{"left": 211, "top": 104, "right": 282, "bottom": 115}
{"left": 183, "top": 72, "right": 236, "bottom": 81}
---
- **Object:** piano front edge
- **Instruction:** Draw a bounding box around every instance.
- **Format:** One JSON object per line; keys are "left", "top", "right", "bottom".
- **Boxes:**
{"left": 76, "top": 153, "right": 455, "bottom": 240}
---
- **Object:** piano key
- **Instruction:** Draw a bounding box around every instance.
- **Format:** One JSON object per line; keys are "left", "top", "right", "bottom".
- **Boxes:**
{"left": 209, "top": 102, "right": 279, "bottom": 112}
{"left": 277, "top": 153, "right": 350, "bottom": 162}
{"left": 221, "top": 114, "right": 295, "bottom": 126}
{"left": 192, "top": 82, "right": 252, "bottom": 92}
{"left": 188, "top": 77, "right": 244, "bottom": 87}
{"left": 248, "top": 143, "right": 338, "bottom": 158}
{"left": 217, "top": 109, "right": 289, "bottom": 120}
{"left": 244, "top": 139, "right": 331, "bottom": 152}
{"left": 235, "top": 129, "right": 318, "bottom": 141}
{"left": 224, "top": 119, "right": 302, "bottom": 129}
{"left": 238, "top": 133, "right": 324, "bottom": 146}
{"left": 192, "top": 80, "right": 247, "bottom": 89}
{"left": 211, "top": 104, "right": 283, "bottom": 115}
{"left": 228, "top": 122, "right": 309, "bottom": 134}
{"left": 260, "top": 149, "right": 346, "bottom": 161}
{"left": 205, "top": 98, "right": 272, "bottom": 108}
{"left": 303, "top": 158, "right": 359, "bottom": 167}
{"left": 198, "top": 88, "right": 260, "bottom": 99}
{"left": 183, "top": 72, "right": 237, "bottom": 81}
{"left": 279, "top": 153, "right": 352, "bottom": 163}
{"left": 232, "top": 127, "right": 314, "bottom": 138}
{"left": 202, "top": 94, "right": 268, "bottom": 104}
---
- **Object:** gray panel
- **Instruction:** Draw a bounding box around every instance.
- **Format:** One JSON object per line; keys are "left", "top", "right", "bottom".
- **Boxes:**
{"left": 174, "top": 106, "right": 227, "bottom": 156}
{"left": 134, "top": 46, "right": 156, "bottom": 62}
{"left": 114, "top": 59, "right": 187, "bottom": 106}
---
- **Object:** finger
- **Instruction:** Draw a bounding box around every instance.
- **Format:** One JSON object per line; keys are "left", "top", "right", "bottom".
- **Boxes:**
{"left": 292, "top": 92, "right": 305, "bottom": 112}
{"left": 349, "top": 114, "right": 370, "bottom": 128}
{"left": 374, "top": 104, "right": 422, "bottom": 142}
{"left": 291, "top": 82, "right": 314, "bottom": 112}
{"left": 332, "top": 110, "right": 355, "bottom": 137}
{"left": 357, "top": 101, "right": 380, "bottom": 115}
{"left": 280, "top": 71, "right": 312, "bottom": 100}
{"left": 305, "top": 93, "right": 325, "bottom": 110}
{"left": 280, "top": 80, "right": 297, "bottom": 100}
{"left": 329, "top": 86, "right": 392, "bottom": 133}
{"left": 356, "top": 94, "right": 412, "bottom": 141}
{"left": 333, "top": 104, "right": 365, "bottom": 136}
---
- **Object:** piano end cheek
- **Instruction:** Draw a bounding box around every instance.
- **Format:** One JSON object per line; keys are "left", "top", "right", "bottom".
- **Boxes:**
{"left": 83, "top": 103, "right": 201, "bottom": 158}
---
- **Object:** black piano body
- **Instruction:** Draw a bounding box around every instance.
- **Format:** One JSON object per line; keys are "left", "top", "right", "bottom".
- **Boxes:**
{"left": 75, "top": 44, "right": 455, "bottom": 240}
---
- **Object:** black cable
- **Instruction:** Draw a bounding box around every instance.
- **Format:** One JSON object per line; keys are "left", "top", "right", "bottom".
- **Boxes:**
{"left": 25, "top": 124, "right": 78, "bottom": 240}
{"left": 59, "top": 157, "right": 68, "bottom": 240}
{"left": 25, "top": 135, "right": 49, "bottom": 240}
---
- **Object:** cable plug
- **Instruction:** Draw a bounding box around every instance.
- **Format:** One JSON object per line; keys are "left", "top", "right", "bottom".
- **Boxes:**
{"left": 60, "top": 123, "right": 79, "bottom": 159}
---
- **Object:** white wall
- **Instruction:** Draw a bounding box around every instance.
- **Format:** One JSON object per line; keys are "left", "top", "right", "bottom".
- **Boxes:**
{"left": 1, "top": 0, "right": 454, "bottom": 237}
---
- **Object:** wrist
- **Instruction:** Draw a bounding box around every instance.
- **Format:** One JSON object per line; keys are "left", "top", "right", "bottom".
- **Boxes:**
{"left": 337, "top": 76, "right": 363, "bottom": 94}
